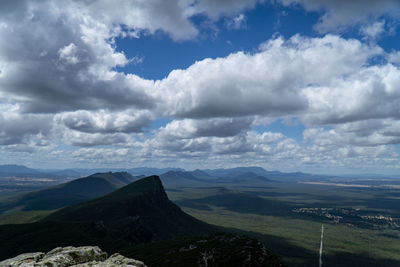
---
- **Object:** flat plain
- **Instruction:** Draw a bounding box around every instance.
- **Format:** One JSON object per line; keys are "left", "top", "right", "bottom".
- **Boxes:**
{"left": 166, "top": 181, "right": 400, "bottom": 267}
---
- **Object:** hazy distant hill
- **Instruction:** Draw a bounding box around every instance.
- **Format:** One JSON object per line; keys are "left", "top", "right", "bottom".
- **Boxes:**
{"left": 203, "top": 166, "right": 270, "bottom": 177}
{"left": 0, "top": 165, "right": 184, "bottom": 179}
{"left": 69, "top": 167, "right": 185, "bottom": 177}
{"left": 0, "top": 164, "right": 40, "bottom": 174}
{"left": 201, "top": 167, "right": 320, "bottom": 182}
{"left": 160, "top": 171, "right": 211, "bottom": 188}
{"left": 38, "top": 168, "right": 82, "bottom": 178}
{"left": 187, "top": 169, "right": 215, "bottom": 179}
{"left": 128, "top": 167, "right": 184, "bottom": 176}
{"left": 230, "top": 171, "right": 273, "bottom": 182}
{"left": 0, "top": 172, "right": 138, "bottom": 213}
{"left": 160, "top": 169, "right": 274, "bottom": 187}
{"left": 0, "top": 164, "right": 55, "bottom": 179}
{"left": 0, "top": 164, "right": 327, "bottom": 184}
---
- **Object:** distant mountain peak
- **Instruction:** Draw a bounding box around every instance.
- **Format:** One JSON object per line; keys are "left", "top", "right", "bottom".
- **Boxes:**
{"left": 33, "top": 175, "right": 213, "bottom": 247}
{"left": 189, "top": 169, "right": 212, "bottom": 177}
{"left": 0, "top": 164, "right": 39, "bottom": 174}
{"left": 112, "top": 175, "right": 168, "bottom": 203}
{"left": 1, "top": 164, "right": 27, "bottom": 168}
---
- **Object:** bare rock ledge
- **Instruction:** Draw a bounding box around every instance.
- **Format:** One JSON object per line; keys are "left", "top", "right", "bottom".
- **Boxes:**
{"left": 0, "top": 246, "right": 146, "bottom": 267}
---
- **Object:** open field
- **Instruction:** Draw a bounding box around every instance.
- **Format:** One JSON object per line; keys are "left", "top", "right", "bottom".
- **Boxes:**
{"left": 166, "top": 181, "right": 400, "bottom": 267}
{"left": 0, "top": 210, "right": 55, "bottom": 225}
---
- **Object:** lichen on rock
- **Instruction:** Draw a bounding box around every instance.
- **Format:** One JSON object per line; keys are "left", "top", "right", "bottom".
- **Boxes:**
{"left": 0, "top": 246, "right": 146, "bottom": 267}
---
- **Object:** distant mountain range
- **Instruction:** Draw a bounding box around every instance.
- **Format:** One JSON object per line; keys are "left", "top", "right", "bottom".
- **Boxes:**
{"left": 158, "top": 167, "right": 327, "bottom": 189}
{"left": 0, "top": 164, "right": 40, "bottom": 174}
{"left": 0, "top": 167, "right": 299, "bottom": 215}
{"left": 158, "top": 169, "right": 273, "bottom": 188}
{"left": 4, "top": 164, "right": 400, "bottom": 182}
{"left": 0, "top": 164, "right": 184, "bottom": 179}
{"left": 0, "top": 164, "right": 324, "bottom": 181}
{"left": 0, "top": 165, "right": 332, "bottom": 196}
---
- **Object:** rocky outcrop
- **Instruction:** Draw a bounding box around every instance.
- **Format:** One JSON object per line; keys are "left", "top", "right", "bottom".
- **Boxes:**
{"left": 0, "top": 246, "right": 146, "bottom": 267}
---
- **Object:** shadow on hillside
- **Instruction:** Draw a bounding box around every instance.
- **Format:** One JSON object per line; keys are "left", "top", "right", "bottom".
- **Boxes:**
{"left": 227, "top": 228, "right": 317, "bottom": 267}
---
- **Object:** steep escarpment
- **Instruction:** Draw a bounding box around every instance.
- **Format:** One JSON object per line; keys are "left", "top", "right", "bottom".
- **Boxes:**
{"left": 43, "top": 175, "right": 213, "bottom": 241}
{"left": 0, "top": 176, "right": 214, "bottom": 260}
{"left": 0, "top": 172, "right": 138, "bottom": 213}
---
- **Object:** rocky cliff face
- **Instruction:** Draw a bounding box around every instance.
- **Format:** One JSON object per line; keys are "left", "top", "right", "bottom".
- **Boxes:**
{"left": 0, "top": 246, "right": 146, "bottom": 267}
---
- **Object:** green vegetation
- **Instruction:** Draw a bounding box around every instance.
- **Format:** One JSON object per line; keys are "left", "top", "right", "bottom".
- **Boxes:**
{"left": 0, "top": 176, "right": 215, "bottom": 258}
{"left": 43, "top": 175, "right": 214, "bottom": 240}
{"left": 0, "top": 209, "right": 55, "bottom": 225}
{"left": 0, "top": 172, "right": 136, "bottom": 214}
{"left": 1, "top": 170, "right": 399, "bottom": 266}
{"left": 166, "top": 181, "right": 400, "bottom": 267}
{"left": 122, "top": 233, "right": 283, "bottom": 267}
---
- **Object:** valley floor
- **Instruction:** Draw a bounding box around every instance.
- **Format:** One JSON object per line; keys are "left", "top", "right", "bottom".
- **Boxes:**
{"left": 166, "top": 182, "right": 400, "bottom": 267}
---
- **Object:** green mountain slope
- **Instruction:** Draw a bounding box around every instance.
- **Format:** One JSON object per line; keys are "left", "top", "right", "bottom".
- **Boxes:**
{"left": 0, "top": 172, "right": 137, "bottom": 214}
{"left": 0, "top": 176, "right": 215, "bottom": 259}
{"left": 122, "top": 232, "right": 283, "bottom": 267}
{"left": 0, "top": 175, "right": 284, "bottom": 266}
{"left": 43, "top": 175, "right": 214, "bottom": 240}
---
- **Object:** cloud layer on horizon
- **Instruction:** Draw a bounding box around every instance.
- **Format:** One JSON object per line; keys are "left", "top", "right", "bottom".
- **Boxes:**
{"left": 1, "top": 0, "right": 400, "bottom": 172}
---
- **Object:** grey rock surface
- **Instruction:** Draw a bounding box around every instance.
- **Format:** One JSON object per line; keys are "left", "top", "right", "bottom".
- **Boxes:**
{"left": 0, "top": 246, "right": 146, "bottom": 267}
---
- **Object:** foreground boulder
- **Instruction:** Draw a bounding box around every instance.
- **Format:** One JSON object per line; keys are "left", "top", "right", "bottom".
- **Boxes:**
{"left": 0, "top": 246, "right": 146, "bottom": 267}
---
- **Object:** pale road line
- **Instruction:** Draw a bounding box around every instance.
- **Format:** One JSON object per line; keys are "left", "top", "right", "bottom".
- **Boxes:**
{"left": 319, "top": 224, "right": 324, "bottom": 267}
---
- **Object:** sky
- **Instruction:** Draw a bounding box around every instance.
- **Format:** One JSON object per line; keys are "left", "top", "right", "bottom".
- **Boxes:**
{"left": 1, "top": 0, "right": 400, "bottom": 174}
